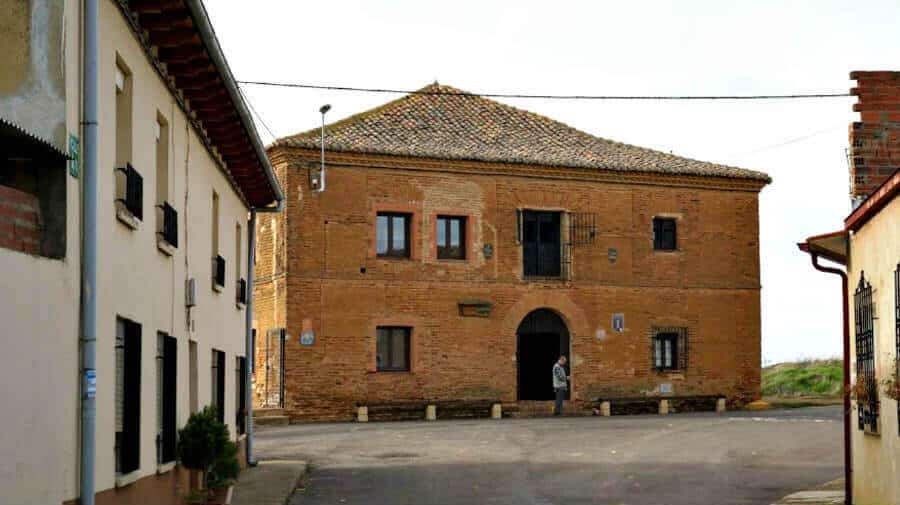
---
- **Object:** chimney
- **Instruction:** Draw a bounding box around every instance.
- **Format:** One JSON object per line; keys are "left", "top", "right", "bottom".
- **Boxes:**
{"left": 849, "top": 71, "right": 900, "bottom": 208}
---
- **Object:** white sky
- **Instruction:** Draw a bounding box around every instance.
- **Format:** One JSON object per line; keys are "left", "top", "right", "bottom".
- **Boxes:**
{"left": 206, "top": 0, "right": 900, "bottom": 364}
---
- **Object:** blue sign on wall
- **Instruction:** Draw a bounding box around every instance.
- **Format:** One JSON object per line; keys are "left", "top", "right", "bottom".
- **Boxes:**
{"left": 300, "top": 331, "right": 315, "bottom": 346}
{"left": 612, "top": 313, "right": 625, "bottom": 333}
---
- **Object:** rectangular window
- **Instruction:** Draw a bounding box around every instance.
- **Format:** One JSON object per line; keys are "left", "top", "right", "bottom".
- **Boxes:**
{"left": 235, "top": 223, "right": 245, "bottom": 304}
{"left": 855, "top": 272, "right": 878, "bottom": 432}
{"left": 211, "top": 349, "right": 226, "bottom": 424}
{"left": 235, "top": 356, "right": 247, "bottom": 435}
{"left": 437, "top": 215, "right": 466, "bottom": 260}
{"left": 653, "top": 217, "right": 677, "bottom": 251}
{"left": 115, "top": 317, "right": 141, "bottom": 475}
{"left": 376, "top": 212, "right": 411, "bottom": 258}
{"left": 115, "top": 60, "right": 132, "bottom": 170}
{"left": 189, "top": 340, "right": 198, "bottom": 414}
{"left": 652, "top": 327, "right": 688, "bottom": 372}
{"left": 156, "top": 333, "right": 177, "bottom": 464}
{"left": 521, "top": 211, "right": 561, "bottom": 277}
{"left": 376, "top": 327, "right": 411, "bottom": 371}
{"left": 156, "top": 115, "right": 177, "bottom": 247}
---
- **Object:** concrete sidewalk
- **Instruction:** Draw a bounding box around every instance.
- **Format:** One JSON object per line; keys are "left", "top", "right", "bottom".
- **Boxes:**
{"left": 231, "top": 459, "right": 306, "bottom": 505}
{"left": 772, "top": 479, "right": 844, "bottom": 505}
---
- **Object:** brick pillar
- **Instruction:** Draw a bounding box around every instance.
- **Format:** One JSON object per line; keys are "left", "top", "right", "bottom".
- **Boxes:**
{"left": 849, "top": 71, "right": 900, "bottom": 206}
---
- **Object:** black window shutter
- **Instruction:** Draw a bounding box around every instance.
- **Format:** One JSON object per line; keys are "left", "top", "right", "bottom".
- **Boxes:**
{"left": 216, "top": 350, "right": 226, "bottom": 424}
{"left": 237, "top": 357, "right": 247, "bottom": 434}
{"left": 130, "top": 167, "right": 144, "bottom": 221}
{"left": 161, "top": 336, "right": 177, "bottom": 463}
{"left": 122, "top": 321, "right": 142, "bottom": 474}
{"left": 653, "top": 219, "right": 662, "bottom": 249}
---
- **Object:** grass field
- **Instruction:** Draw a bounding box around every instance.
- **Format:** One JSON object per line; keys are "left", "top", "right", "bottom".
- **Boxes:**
{"left": 762, "top": 359, "right": 843, "bottom": 402}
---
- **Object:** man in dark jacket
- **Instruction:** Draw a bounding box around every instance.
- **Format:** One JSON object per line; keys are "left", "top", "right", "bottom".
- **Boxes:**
{"left": 552, "top": 356, "right": 568, "bottom": 416}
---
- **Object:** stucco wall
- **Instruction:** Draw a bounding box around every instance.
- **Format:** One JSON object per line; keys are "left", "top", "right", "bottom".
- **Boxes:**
{"left": 0, "top": 0, "right": 67, "bottom": 147}
{"left": 848, "top": 194, "right": 900, "bottom": 505}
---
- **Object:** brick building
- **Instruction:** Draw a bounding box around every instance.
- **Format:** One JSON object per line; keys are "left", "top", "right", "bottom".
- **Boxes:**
{"left": 254, "top": 84, "right": 770, "bottom": 421}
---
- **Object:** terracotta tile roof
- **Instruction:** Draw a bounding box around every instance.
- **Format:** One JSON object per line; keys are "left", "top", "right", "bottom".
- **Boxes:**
{"left": 275, "top": 83, "right": 770, "bottom": 183}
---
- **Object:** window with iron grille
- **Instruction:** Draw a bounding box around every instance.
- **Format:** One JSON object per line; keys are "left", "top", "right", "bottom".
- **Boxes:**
{"left": 157, "top": 201, "right": 177, "bottom": 247}
{"left": 437, "top": 215, "right": 466, "bottom": 260}
{"left": 854, "top": 272, "right": 878, "bottom": 432}
{"left": 156, "top": 333, "right": 177, "bottom": 464}
{"left": 236, "top": 356, "right": 247, "bottom": 435}
{"left": 211, "top": 349, "right": 226, "bottom": 424}
{"left": 236, "top": 278, "right": 247, "bottom": 305}
{"left": 213, "top": 255, "right": 226, "bottom": 289}
{"left": 115, "top": 317, "right": 141, "bottom": 475}
{"left": 116, "top": 163, "right": 143, "bottom": 220}
{"left": 651, "top": 327, "right": 688, "bottom": 372}
{"left": 653, "top": 217, "right": 677, "bottom": 251}
{"left": 376, "top": 327, "right": 411, "bottom": 371}
{"left": 376, "top": 212, "right": 411, "bottom": 258}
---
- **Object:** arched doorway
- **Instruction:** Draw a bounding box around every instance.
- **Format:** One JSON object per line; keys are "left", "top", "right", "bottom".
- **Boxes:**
{"left": 517, "top": 309, "right": 570, "bottom": 400}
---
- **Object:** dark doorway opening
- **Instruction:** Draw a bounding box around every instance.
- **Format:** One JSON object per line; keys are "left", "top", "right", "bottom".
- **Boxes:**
{"left": 517, "top": 309, "right": 570, "bottom": 400}
{"left": 521, "top": 211, "right": 561, "bottom": 278}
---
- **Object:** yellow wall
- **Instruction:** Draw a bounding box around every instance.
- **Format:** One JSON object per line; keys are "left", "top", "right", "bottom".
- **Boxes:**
{"left": 848, "top": 194, "right": 900, "bottom": 505}
{"left": 0, "top": 1, "right": 253, "bottom": 503}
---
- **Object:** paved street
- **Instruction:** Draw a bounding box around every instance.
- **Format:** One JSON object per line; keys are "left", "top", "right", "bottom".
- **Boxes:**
{"left": 255, "top": 407, "right": 843, "bottom": 505}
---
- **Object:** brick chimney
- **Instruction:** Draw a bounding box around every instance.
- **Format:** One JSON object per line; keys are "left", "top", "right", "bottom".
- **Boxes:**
{"left": 849, "top": 71, "right": 900, "bottom": 208}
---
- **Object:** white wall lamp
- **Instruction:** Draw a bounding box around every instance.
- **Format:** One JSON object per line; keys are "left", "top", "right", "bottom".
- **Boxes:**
{"left": 316, "top": 104, "right": 331, "bottom": 192}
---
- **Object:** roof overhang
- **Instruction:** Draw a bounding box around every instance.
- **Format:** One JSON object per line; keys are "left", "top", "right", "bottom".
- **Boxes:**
{"left": 121, "top": 0, "right": 282, "bottom": 208}
{"left": 0, "top": 117, "right": 70, "bottom": 162}
{"left": 797, "top": 230, "right": 848, "bottom": 265}
{"left": 845, "top": 167, "right": 900, "bottom": 232}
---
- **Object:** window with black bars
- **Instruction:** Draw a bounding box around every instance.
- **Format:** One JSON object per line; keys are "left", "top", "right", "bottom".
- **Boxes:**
{"left": 157, "top": 201, "right": 177, "bottom": 247}
{"left": 116, "top": 163, "right": 143, "bottom": 220}
{"left": 650, "top": 327, "right": 688, "bottom": 372}
{"left": 156, "top": 333, "right": 177, "bottom": 464}
{"left": 236, "top": 357, "right": 247, "bottom": 435}
{"left": 214, "top": 255, "right": 226, "bottom": 288}
{"left": 211, "top": 349, "right": 226, "bottom": 424}
{"left": 115, "top": 317, "right": 141, "bottom": 475}
{"left": 854, "top": 272, "right": 878, "bottom": 432}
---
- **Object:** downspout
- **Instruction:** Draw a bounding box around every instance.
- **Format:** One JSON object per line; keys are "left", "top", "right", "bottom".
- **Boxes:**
{"left": 80, "top": 0, "right": 99, "bottom": 503}
{"left": 244, "top": 199, "right": 283, "bottom": 466}
{"left": 806, "top": 251, "right": 852, "bottom": 505}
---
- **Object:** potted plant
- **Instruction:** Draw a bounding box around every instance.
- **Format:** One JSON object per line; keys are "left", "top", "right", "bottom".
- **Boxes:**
{"left": 883, "top": 361, "right": 900, "bottom": 401}
{"left": 178, "top": 406, "right": 240, "bottom": 504}
{"left": 850, "top": 373, "right": 879, "bottom": 404}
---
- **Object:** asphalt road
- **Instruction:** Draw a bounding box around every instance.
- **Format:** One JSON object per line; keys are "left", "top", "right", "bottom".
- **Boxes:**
{"left": 254, "top": 406, "right": 843, "bottom": 505}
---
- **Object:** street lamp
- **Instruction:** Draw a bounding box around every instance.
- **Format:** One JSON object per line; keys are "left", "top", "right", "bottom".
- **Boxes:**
{"left": 317, "top": 104, "right": 331, "bottom": 192}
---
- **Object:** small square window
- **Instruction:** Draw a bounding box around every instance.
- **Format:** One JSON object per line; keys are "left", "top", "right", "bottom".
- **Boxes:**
{"left": 653, "top": 217, "right": 677, "bottom": 251}
{"left": 376, "top": 326, "right": 411, "bottom": 371}
{"left": 437, "top": 215, "right": 466, "bottom": 260}
{"left": 376, "top": 212, "right": 411, "bottom": 258}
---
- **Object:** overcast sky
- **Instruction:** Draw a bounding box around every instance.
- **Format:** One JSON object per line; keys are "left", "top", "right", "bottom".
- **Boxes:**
{"left": 207, "top": 0, "right": 900, "bottom": 364}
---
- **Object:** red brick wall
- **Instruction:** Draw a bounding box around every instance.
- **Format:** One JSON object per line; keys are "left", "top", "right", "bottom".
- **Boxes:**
{"left": 849, "top": 71, "right": 900, "bottom": 200}
{"left": 255, "top": 148, "right": 764, "bottom": 421}
{"left": 0, "top": 184, "right": 41, "bottom": 255}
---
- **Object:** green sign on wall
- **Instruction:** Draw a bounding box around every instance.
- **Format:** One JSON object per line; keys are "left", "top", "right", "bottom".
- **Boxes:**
{"left": 68, "top": 133, "right": 80, "bottom": 178}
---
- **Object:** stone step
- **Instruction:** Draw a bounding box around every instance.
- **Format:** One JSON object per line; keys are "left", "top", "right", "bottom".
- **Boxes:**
{"left": 254, "top": 407, "right": 285, "bottom": 418}
{"left": 253, "top": 414, "right": 290, "bottom": 426}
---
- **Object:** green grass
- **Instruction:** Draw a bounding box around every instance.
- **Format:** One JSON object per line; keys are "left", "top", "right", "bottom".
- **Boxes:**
{"left": 762, "top": 359, "right": 843, "bottom": 398}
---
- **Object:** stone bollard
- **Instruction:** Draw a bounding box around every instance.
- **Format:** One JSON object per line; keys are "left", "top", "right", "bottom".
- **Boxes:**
{"left": 426, "top": 404, "right": 437, "bottom": 421}
{"left": 599, "top": 401, "right": 611, "bottom": 417}
{"left": 491, "top": 403, "right": 502, "bottom": 419}
{"left": 357, "top": 406, "right": 369, "bottom": 423}
{"left": 659, "top": 399, "right": 669, "bottom": 415}
{"left": 716, "top": 398, "right": 727, "bottom": 413}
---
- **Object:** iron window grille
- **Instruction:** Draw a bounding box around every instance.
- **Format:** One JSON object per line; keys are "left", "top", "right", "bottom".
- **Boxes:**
{"left": 376, "top": 212, "right": 411, "bottom": 258}
{"left": 653, "top": 217, "right": 677, "bottom": 251}
{"left": 376, "top": 326, "right": 411, "bottom": 371}
{"left": 651, "top": 327, "right": 688, "bottom": 372}
{"left": 211, "top": 349, "right": 226, "bottom": 424}
{"left": 156, "top": 334, "right": 177, "bottom": 464}
{"left": 157, "top": 201, "right": 178, "bottom": 247}
{"left": 115, "top": 317, "right": 141, "bottom": 475}
{"left": 236, "top": 278, "right": 247, "bottom": 305}
{"left": 116, "top": 163, "right": 143, "bottom": 220}
{"left": 213, "top": 255, "right": 226, "bottom": 288}
{"left": 854, "top": 272, "right": 878, "bottom": 433}
{"left": 437, "top": 215, "right": 466, "bottom": 260}
{"left": 568, "top": 212, "right": 597, "bottom": 246}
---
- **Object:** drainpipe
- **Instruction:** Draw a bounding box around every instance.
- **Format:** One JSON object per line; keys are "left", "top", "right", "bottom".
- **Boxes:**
{"left": 806, "top": 251, "right": 852, "bottom": 505}
{"left": 244, "top": 200, "right": 282, "bottom": 466}
{"left": 80, "top": 0, "right": 99, "bottom": 503}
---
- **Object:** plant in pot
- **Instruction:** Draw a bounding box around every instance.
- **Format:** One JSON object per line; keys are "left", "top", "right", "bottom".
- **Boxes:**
{"left": 883, "top": 361, "right": 900, "bottom": 402}
{"left": 850, "top": 373, "right": 879, "bottom": 404}
{"left": 178, "top": 406, "right": 240, "bottom": 505}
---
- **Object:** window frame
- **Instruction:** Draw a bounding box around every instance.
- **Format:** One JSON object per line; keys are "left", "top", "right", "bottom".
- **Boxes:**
{"left": 376, "top": 326, "right": 411, "bottom": 372}
{"left": 653, "top": 217, "right": 677, "bottom": 251}
{"left": 156, "top": 333, "right": 177, "bottom": 465}
{"left": 651, "top": 327, "right": 688, "bottom": 373}
{"left": 211, "top": 349, "right": 226, "bottom": 424}
{"left": 376, "top": 212, "right": 412, "bottom": 259}
{"left": 436, "top": 215, "right": 467, "bottom": 260}
{"left": 115, "top": 317, "right": 142, "bottom": 475}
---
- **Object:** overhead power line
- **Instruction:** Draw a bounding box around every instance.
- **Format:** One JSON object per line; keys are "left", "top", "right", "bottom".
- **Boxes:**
{"left": 237, "top": 80, "right": 852, "bottom": 101}
{"left": 238, "top": 85, "right": 277, "bottom": 142}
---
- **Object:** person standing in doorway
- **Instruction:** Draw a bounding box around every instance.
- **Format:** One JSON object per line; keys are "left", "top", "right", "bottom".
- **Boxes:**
{"left": 552, "top": 355, "right": 569, "bottom": 416}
